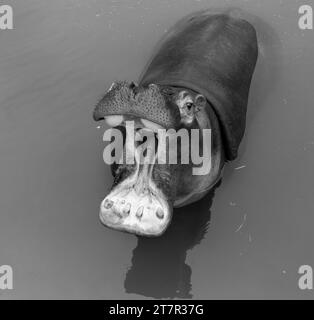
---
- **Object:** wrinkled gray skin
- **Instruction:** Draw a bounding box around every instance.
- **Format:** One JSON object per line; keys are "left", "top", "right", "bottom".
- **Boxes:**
{"left": 96, "top": 85, "right": 224, "bottom": 237}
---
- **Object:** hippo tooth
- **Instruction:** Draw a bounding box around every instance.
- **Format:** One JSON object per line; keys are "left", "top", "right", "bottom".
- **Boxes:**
{"left": 123, "top": 203, "right": 131, "bottom": 215}
{"left": 104, "top": 199, "right": 114, "bottom": 209}
{"left": 136, "top": 206, "right": 144, "bottom": 218}
{"left": 141, "top": 119, "right": 163, "bottom": 132}
{"left": 156, "top": 208, "right": 164, "bottom": 219}
{"left": 105, "top": 115, "right": 124, "bottom": 127}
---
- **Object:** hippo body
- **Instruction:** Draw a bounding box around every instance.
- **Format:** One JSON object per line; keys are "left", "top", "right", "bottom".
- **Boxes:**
{"left": 93, "top": 9, "right": 258, "bottom": 236}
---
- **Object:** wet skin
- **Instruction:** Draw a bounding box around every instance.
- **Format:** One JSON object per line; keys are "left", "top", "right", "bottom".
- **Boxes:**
{"left": 93, "top": 9, "right": 258, "bottom": 236}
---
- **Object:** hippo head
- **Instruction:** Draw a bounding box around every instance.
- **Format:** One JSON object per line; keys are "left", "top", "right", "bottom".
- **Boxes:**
{"left": 93, "top": 81, "right": 223, "bottom": 236}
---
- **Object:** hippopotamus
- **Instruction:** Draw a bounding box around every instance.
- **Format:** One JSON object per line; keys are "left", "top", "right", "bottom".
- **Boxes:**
{"left": 93, "top": 9, "right": 258, "bottom": 236}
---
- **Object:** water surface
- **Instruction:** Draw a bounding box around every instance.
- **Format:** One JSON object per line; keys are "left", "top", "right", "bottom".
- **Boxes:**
{"left": 0, "top": 0, "right": 314, "bottom": 299}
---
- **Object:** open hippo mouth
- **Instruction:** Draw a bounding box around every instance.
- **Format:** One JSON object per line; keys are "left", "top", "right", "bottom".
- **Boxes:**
{"left": 94, "top": 82, "right": 181, "bottom": 236}
{"left": 99, "top": 123, "right": 174, "bottom": 237}
{"left": 93, "top": 9, "right": 258, "bottom": 237}
{"left": 99, "top": 132, "right": 172, "bottom": 237}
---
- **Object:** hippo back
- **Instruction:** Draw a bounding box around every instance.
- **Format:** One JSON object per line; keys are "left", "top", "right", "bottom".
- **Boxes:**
{"left": 139, "top": 9, "right": 258, "bottom": 161}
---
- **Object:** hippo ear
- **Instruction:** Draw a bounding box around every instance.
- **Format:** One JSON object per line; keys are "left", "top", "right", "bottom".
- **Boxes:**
{"left": 194, "top": 94, "right": 206, "bottom": 112}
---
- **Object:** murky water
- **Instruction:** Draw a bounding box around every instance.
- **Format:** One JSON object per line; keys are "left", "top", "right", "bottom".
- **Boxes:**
{"left": 0, "top": 0, "right": 314, "bottom": 299}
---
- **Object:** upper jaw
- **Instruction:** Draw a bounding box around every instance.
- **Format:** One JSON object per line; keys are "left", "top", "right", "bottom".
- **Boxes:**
{"left": 93, "top": 81, "right": 181, "bottom": 130}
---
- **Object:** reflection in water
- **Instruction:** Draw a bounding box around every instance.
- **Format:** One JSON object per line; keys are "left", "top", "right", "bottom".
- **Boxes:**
{"left": 124, "top": 182, "right": 220, "bottom": 299}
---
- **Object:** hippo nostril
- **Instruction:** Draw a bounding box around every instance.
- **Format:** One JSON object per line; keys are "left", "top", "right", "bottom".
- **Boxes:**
{"left": 136, "top": 206, "right": 144, "bottom": 218}
{"left": 156, "top": 208, "right": 164, "bottom": 219}
{"left": 129, "top": 82, "right": 136, "bottom": 89}
{"left": 104, "top": 199, "right": 114, "bottom": 209}
{"left": 123, "top": 203, "right": 131, "bottom": 215}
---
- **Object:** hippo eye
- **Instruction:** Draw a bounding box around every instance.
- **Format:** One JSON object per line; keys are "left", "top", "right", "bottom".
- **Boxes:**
{"left": 185, "top": 102, "right": 193, "bottom": 110}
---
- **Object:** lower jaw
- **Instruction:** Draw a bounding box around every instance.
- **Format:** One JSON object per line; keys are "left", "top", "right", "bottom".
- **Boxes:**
{"left": 99, "top": 178, "right": 172, "bottom": 237}
{"left": 99, "top": 122, "right": 174, "bottom": 236}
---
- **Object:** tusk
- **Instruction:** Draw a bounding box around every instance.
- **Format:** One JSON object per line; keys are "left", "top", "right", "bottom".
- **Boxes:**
{"left": 141, "top": 118, "right": 163, "bottom": 132}
{"left": 105, "top": 115, "right": 124, "bottom": 127}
